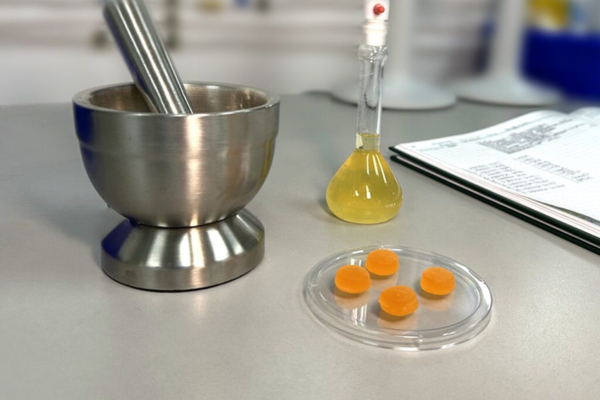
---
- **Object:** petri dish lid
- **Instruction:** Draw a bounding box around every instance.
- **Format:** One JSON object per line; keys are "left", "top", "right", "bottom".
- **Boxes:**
{"left": 305, "top": 245, "right": 492, "bottom": 351}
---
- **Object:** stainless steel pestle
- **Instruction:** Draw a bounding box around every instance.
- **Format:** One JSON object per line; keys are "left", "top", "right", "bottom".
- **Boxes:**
{"left": 104, "top": 0, "right": 193, "bottom": 114}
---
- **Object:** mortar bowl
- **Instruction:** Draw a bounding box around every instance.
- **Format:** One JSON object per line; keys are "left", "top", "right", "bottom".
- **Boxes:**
{"left": 73, "top": 82, "right": 280, "bottom": 228}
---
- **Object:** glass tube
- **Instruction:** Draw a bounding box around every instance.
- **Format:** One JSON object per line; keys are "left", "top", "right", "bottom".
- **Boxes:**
{"left": 356, "top": 44, "right": 388, "bottom": 151}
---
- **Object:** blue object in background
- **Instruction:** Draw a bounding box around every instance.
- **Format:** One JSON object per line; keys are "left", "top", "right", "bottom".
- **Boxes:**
{"left": 524, "top": 29, "right": 600, "bottom": 101}
{"left": 235, "top": 0, "right": 251, "bottom": 8}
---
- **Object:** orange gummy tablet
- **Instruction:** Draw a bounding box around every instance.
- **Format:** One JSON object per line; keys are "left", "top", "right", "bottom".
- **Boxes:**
{"left": 420, "top": 267, "right": 455, "bottom": 295}
{"left": 379, "top": 286, "right": 419, "bottom": 317}
{"left": 335, "top": 265, "right": 371, "bottom": 294}
{"left": 365, "top": 249, "right": 399, "bottom": 276}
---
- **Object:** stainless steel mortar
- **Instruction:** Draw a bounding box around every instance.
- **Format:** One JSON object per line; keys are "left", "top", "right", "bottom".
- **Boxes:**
{"left": 73, "top": 82, "right": 280, "bottom": 291}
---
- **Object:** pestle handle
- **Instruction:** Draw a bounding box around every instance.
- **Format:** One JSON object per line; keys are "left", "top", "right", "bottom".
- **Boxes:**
{"left": 104, "top": 0, "right": 193, "bottom": 114}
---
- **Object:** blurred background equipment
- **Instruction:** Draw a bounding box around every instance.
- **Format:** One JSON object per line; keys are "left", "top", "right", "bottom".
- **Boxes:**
{"left": 0, "top": 0, "right": 492, "bottom": 105}
{"left": 524, "top": 0, "right": 600, "bottom": 101}
{"left": 453, "top": 0, "right": 560, "bottom": 106}
{"left": 529, "top": 0, "right": 569, "bottom": 30}
{"left": 331, "top": 0, "right": 457, "bottom": 110}
{"left": 0, "top": 0, "right": 598, "bottom": 105}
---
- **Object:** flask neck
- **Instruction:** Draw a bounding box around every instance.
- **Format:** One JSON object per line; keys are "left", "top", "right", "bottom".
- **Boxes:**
{"left": 356, "top": 44, "right": 387, "bottom": 149}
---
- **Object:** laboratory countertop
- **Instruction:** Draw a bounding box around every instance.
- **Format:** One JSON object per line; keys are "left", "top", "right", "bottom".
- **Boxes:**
{"left": 1, "top": 94, "right": 599, "bottom": 399}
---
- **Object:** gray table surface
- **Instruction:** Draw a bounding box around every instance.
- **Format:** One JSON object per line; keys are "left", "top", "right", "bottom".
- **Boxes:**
{"left": 1, "top": 94, "right": 599, "bottom": 400}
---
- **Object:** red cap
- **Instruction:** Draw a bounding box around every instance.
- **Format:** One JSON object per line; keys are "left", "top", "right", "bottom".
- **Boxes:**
{"left": 373, "top": 3, "right": 385, "bottom": 16}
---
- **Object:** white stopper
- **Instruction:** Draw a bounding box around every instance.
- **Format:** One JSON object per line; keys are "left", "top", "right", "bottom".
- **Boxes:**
{"left": 364, "top": 1, "right": 389, "bottom": 46}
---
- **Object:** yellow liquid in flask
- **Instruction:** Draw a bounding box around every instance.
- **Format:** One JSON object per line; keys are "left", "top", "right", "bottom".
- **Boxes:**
{"left": 327, "top": 133, "right": 402, "bottom": 224}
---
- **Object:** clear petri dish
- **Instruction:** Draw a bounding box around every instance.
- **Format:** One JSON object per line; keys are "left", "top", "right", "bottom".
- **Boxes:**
{"left": 305, "top": 245, "right": 492, "bottom": 351}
